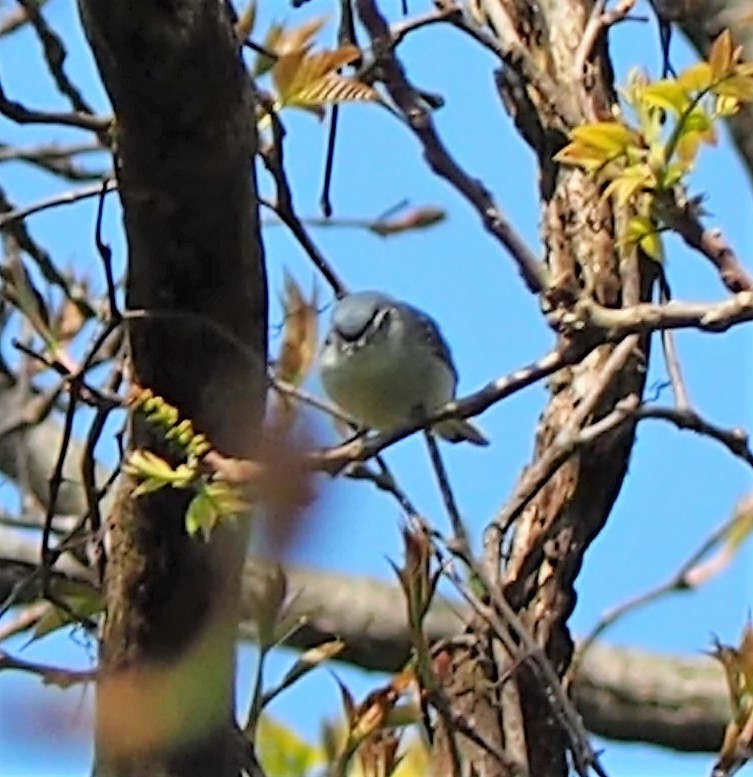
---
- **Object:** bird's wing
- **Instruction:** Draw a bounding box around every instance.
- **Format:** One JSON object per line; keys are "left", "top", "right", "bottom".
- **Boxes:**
{"left": 397, "top": 302, "right": 458, "bottom": 384}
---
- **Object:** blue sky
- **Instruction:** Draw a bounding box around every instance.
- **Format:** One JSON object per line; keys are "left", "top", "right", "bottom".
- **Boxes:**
{"left": 1, "top": 1, "right": 752, "bottom": 775}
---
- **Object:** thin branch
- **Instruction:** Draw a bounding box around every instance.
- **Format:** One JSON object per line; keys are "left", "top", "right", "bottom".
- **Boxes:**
{"left": 0, "top": 140, "right": 107, "bottom": 181}
{"left": 635, "top": 404, "right": 753, "bottom": 468}
{"left": 0, "top": 78, "right": 110, "bottom": 133}
{"left": 573, "top": 0, "right": 639, "bottom": 79}
{"left": 423, "top": 430, "right": 469, "bottom": 549}
{"left": 16, "top": 0, "right": 96, "bottom": 116}
{"left": 0, "top": 648, "right": 95, "bottom": 686}
{"left": 0, "top": 179, "right": 117, "bottom": 230}
{"left": 567, "top": 291, "right": 753, "bottom": 337}
{"left": 311, "top": 343, "right": 586, "bottom": 472}
{"left": 0, "top": 184, "right": 96, "bottom": 316}
{"left": 657, "top": 273, "right": 690, "bottom": 409}
{"left": 259, "top": 106, "right": 348, "bottom": 298}
{"left": 663, "top": 198, "right": 753, "bottom": 294}
{"left": 574, "top": 492, "right": 753, "bottom": 673}
{"left": 355, "top": 0, "right": 548, "bottom": 295}
{"left": 492, "top": 336, "right": 641, "bottom": 536}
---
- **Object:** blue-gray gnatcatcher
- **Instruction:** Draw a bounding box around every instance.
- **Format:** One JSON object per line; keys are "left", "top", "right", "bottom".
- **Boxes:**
{"left": 319, "top": 291, "right": 488, "bottom": 445}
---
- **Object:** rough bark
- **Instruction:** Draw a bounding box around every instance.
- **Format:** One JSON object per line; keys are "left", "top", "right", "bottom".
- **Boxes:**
{"left": 75, "top": 2, "right": 267, "bottom": 776}
{"left": 445, "top": 1, "right": 656, "bottom": 775}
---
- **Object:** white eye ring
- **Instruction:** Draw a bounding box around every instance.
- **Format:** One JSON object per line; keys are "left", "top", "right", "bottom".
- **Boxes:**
{"left": 372, "top": 307, "right": 390, "bottom": 331}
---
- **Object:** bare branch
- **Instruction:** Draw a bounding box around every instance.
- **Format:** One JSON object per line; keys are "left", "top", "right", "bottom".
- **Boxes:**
{"left": 355, "top": 0, "right": 548, "bottom": 295}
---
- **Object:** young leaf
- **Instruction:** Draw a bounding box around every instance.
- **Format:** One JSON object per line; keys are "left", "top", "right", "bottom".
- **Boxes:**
{"left": 642, "top": 80, "right": 691, "bottom": 115}
{"left": 31, "top": 591, "right": 104, "bottom": 641}
{"left": 677, "top": 62, "right": 713, "bottom": 93}
{"left": 234, "top": 0, "right": 256, "bottom": 41}
{"left": 276, "top": 272, "right": 318, "bottom": 387}
{"left": 714, "top": 76, "right": 753, "bottom": 102}
{"left": 622, "top": 216, "right": 663, "bottom": 262}
{"left": 272, "top": 45, "right": 378, "bottom": 116}
{"left": 255, "top": 716, "right": 324, "bottom": 777}
{"left": 568, "top": 121, "right": 638, "bottom": 154}
{"left": 708, "top": 29, "right": 734, "bottom": 82}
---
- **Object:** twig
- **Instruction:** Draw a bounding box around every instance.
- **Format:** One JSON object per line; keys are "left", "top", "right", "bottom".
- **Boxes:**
{"left": 319, "top": 106, "right": 339, "bottom": 217}
{"left": 492, "top": 336, "right": 641, "bottom": 535}
{"left": 82, "top": 359, "right": 125, "bottom": 584}
{"left": 574, "top": 492, "right": 753, "bottom": 674}
{"left": 635, "top": 404, "right": 753, "bottom": 468}
{"left": 662, "top": 198, "right": 753, "bottom": 293}
{"left": 423, "top": 430, "right": 469, "bottom": 549}
{"left": 0, "top": 184, "right": 96, "bottom": 317}
{"left": 259, "top": 106, "right": 348, "bottom": 298}
{"left": 0, "top": 178, "right": 117, "bottom": 229}
{"left": 0, "top": 648, "right": 95, "bottom": 686}
{"left": 0, "top": 0, "right": 50, "bottom": 37}
{"left": 94, "top": 179, "right": 120, "bottom": 320}
{"left": 567, "top": 291, "right": 753, "bottom": 337}
{"left": 355, "top": 0, "right": 548, "bottom": 295}
{"left": 16, "top": 0, "right": 96, "bottom": 116}
{"left": 573, "top": 0, "right": 638, "bottom": 79}
{"left": 657, "top": 271, "right": 690, "bottom": 409}
{"left": 441, "top": 546, "right": 608, "bottom": 777}
{"left": 311, "top": 342, "right": 587, "bottom": 471}
{"left": 0, "top": 140, "right": 107, "bottom": 181}
{"left": 0, "top": 77, "right": 109, "bottom": 133}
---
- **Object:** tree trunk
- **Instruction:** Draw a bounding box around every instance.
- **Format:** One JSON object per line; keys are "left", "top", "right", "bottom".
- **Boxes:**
{"left": 77, "top": 2, "right": 267, "bottom": 775}
{"left": 428, "top": 1, "right": 656, "bottom": 774}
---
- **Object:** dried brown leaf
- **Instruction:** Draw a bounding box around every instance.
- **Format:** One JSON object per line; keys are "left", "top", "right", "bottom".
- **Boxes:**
{"left": 275, "top": 272, "right": 318, "bottom": 387}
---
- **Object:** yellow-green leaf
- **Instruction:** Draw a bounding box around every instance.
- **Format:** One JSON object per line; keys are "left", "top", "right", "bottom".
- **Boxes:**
{"left": 714, "top": 75, "right": 753, "bottom": 102}
{"left": 185, "top": 491, "right": 215, "bottom": 540}
{"left": 602, "top": 165, "right": 652, "bottom": 206}
{"left": 291, "top": 72, "right": 379, "bottom": 109}
{"left": 623, "top": 215, "right": 663, "bottom": 262}
{"left": 568, "top": 121, "right": 638, "bottom": 153}
{"left": 639, "top": 230, "right": 664, "bottom": 262}
{"left": 677, "top": 62, "right": 713, "bottom": 93}
{"left": 713, "top": 94, "right": 740, "bottom": 117}
{"left": 256, "top": 716, "right": 324, "bottom": 777}
{"left": 642, "top": 79, "right": 690, "bottom": 115}
{"left": 553, "top": 141, "right": 615, "bottom": 171}
{"left": 273, "top": 45, "right": 367, "bottom": 109}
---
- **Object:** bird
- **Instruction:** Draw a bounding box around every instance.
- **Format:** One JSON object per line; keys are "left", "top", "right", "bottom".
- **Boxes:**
{"left": 319, "top": 291, "right": 488, "bottom": 445}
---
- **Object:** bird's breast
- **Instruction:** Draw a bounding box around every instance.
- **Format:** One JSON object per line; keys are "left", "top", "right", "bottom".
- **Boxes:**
{"left": 320, "top": 339, "right": 456, "bottom": 431}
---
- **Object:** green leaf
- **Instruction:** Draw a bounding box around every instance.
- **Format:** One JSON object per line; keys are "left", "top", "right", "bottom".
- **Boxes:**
{"left": 569, "top": 121, "right": 637, "bottom": 153}
{"left": 677, "top": 62, "right": 713, "bottom": 93}
{"left": 255, "top": 716, "right": 324, "bottom": 777}
{"left": 32, "top": 591, "right": 104, "bottom": 641}
{"left": 642, "top": 79, "right": 691, "bottom": 115}
{"left": 185, "top": 491, "right": 215, "bottom": 540}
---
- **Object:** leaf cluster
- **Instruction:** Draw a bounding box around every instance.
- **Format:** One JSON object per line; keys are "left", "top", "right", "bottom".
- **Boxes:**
{"left": 556, "top": 30, "right": 753, "bottom": 261}
{"left": 239, "top": 4, "right": 380, "bottom": 125}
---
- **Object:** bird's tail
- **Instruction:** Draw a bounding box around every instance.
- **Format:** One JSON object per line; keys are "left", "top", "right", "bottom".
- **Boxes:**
{"left": 434, "top": 418, "right": 489, "bottom": 446}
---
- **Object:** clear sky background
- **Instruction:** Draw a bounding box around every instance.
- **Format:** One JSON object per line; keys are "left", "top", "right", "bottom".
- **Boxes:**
{"left": 1, "top": 1, "right": 752, "bottom": 775}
